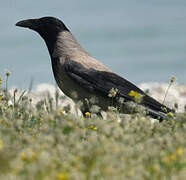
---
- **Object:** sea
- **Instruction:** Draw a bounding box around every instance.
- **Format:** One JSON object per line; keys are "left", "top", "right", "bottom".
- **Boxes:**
{"left": 0, "top": 0, "right": 186, "bottom": 89}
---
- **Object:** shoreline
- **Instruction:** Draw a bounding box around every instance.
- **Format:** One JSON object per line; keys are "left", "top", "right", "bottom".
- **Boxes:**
{"left": 8, "top": 82, "right": 186, "bottom": 113}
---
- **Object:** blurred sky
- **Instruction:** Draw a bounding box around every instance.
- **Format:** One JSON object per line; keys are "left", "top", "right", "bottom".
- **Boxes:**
{"left": 0, "top": 0, "right": 186, "bottom": 89}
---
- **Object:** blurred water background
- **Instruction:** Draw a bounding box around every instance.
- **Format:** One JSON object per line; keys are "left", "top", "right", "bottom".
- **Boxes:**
{"left": 0, "top": 0, "right": 186, "bottom": 89}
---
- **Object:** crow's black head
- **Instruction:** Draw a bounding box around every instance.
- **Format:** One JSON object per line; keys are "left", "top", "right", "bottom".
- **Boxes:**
{"left": 16, "top": 16, "right": 69, "bottom": 35}
{"left": 16, "top": 17, "right": 69, "bottom": 54}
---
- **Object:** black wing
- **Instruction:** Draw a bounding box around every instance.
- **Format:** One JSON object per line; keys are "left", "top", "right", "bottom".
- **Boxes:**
{"left": 64, "top": 59, "right": 172, "bottom": 115}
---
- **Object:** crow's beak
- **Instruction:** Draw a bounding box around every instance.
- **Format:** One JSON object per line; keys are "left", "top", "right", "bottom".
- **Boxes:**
{"left": 16, "top": 19, "right": 38, "bottom": 30}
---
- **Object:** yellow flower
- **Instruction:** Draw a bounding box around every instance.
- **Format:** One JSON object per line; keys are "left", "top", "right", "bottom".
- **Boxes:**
{"left": 163, "top": 156, "right": 172, "bottom": 166}
{"left": 0, "top": 138, "right": 3, "bottom": 150}
{"left": 39, "top": 117, "right": 44, "bottom": 122}
{"left": 177, "top": 147, "right": 183, "bottom": 155}
{"left": 170, "top": 153, "right": 177, "bottom": 161}
{"left": 167, "top": 112, "right": 174, "bottom": 119}
{"left": 32, "top": 138, "right": 37, "bottom": 142}
{"left": 20, "top": 150, "right": 38, "bottom": 162}
{"left": 0, "top": 95, "right": 2, "bottom": 102}
{"left": 113, "top": 146, "right": 119, "bottom": 152}
{"left": 20, "top": 153, "right": 27, "bottom": 161}
{"left": 128, "top": 90, "right": 143, "bottom": 103}
{"left": 128, "top": 90, "right": 140, "bottom": 98}
{"left": 13, "top": 169, "right": 19, "bottom": 175}
{"left": 163, "top": 152, "right": 179, "bottom": 166}
{"left": 0, "top": 78, "right": 2, "bottom": 85}
{"left": 88, "top": 125, "right": 97, "bottom": 131}
{"left": 85, "top": 112, "right": 91, "bottom": 117}
{"left": 56, "top": 173, "right": 69, "bottom": 180}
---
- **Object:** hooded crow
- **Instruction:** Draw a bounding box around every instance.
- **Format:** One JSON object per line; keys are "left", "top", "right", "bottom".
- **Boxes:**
{"left": 16, "top": 16, "right": 173, "bottom": 120}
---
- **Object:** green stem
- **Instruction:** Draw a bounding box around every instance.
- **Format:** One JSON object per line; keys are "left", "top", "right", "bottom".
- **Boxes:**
{"left": 162, "top": 83, "right": 172, "bottom": 105}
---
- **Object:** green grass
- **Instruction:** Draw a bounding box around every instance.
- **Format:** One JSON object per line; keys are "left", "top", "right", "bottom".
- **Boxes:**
{"left": 0, "top": 77, "right": 186, "bottom": 180}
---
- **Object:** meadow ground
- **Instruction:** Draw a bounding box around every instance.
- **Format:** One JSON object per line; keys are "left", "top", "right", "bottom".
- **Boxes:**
{"left": 0, "top": 76, "right": 186, "bottom": 180}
